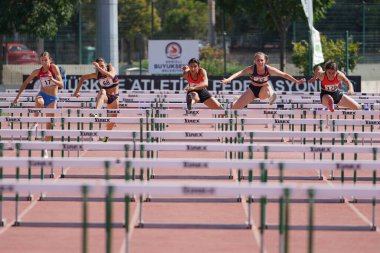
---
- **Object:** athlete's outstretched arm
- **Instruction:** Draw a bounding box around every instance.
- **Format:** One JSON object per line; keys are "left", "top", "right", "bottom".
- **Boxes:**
{"left": 74, "top": 73, "right": 97, "bottom": 97}
{"left": 220, "top": 66, "right": 251, "bottom": 85}
{"left": 93, "top": 62, "right": 116, "bottom": 79}
{"left": 13, "top": 69, "right": 39, "bottom": 105}
{"left": 268, "top": 66, "right": 306, "bottom": 85}
{"left": 308, "top": 66, "right": 324, "bottom": 83}
{"left": 337, "top": 71, "right": 355, "bottom": 94}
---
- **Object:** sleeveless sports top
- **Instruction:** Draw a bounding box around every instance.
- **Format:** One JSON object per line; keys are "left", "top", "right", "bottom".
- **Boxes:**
{"left": 187, "top": 71, "right": 204, "bottom": 86}
{"left": 97, "top": 65, "right": 119, "bottom": 89}
{"left": 249, "top": 64, "right": 270, "bottom": 85}
{"left": 321, "top": 73, "right": 339, "bottom": 92}
{"left": 38, "top": 65, "right": 56, "bottom": 88}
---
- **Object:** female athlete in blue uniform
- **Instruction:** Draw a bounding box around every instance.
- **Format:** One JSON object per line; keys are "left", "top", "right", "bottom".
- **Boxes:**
{"left": 74, "top": 57, "right": 119, "bottom": 142}
{"left": 13, "top": 51, "right": 64, "bottom": 141}
{"left": 221, "top": 52, "right": 305, "bottom": 109}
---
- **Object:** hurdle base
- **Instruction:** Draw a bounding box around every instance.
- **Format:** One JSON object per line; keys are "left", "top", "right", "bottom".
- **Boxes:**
{"left": 13, "top": 220, "right": 21, "bottom": 227}
{"left": 26, "top": 195, "right": 34, "bottom": 201}
{"left": 39, "top": 193, "right": 47, "bottom": 201}
{"left": 49, "top": 173, "right": 55, "bottom": 179}
{"left": 136, "top": 222, "right": 144, "bottom": 228}
{"left": 0, "top": 218, "right": 6, "bottom": 227}
{"left": 60, "top": 174, "right": 66, "bottom": 178}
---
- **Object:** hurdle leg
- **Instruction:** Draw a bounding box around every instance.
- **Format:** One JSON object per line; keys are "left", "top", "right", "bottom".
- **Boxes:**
{"left": 14, "top": 191, "right": 21, "bottom": 226}
{"left": 307, "top": 189, "right": 315, "bottom": 253}
{"left": 259, "top": 196, "right": 267, "bottom": 253}
{"left": 0, "top": 168, "right": 5, "bottom": 226}
{"left": 137, "top": 168, "right": 144, "bottom": 227}
{"left": 82, "top": 185, "right": 88, "bottom": 253}
{"left": 124, "top": 194, "right": 131, "bottom": 253}
{"left": 105, "top": 186, "right": 113, "bottom": 253}
{"left": 246, "top": 169, "right": 253, "bottom": 228}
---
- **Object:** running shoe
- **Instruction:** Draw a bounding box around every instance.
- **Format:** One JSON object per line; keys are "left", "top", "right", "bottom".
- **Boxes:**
{"left": 43, "top": 149, "right": 49, "bottom": 158}
{"left": 186, "top": 93, "right": 192, "bottom": 110}
{"left": 327, "top": 97, "right": 334, "bottom": 112}
{"left": 99, "top": 137, "right": 109, "bottom": 143}
{"left": 268, "top": 93, "right": 277, "bottom": 105}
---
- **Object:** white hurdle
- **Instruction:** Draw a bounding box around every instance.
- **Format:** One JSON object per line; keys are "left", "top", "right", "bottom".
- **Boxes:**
{"left": 0, "top": 179, "right": 378, "bottom": 253}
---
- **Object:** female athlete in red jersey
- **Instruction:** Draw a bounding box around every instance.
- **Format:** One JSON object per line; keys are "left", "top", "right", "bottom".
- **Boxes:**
{"left": 308, "top": 61, "right": 361, "bottom": 112}
{"left": 221, "top": 52, "right": 305, "bottom": 109}
{"left": 182, "top": 58, "right": 223, "bottom": 110}
{"left": 13, "top": 51, "right": 64, "bottom": 141}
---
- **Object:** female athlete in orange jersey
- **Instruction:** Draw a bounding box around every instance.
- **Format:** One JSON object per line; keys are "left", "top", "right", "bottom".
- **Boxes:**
{"left": 308, "top": 61, "right": 361, "bottom": 112}
{"left": 182, "top": 58, "right": 223, "bottom": 110}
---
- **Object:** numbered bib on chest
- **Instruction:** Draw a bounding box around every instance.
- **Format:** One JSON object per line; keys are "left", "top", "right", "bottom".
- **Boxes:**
{"left": 325, "top": 84, "right": 338, "bottom": 91}
{"left": 39, "top": 76, "right": 54, "bottom": 87}
{"left": 253, "top": 76, "right": 269, "bottom": 83}
{"left": 99, "top": 77, "right": 114, "bottom": 88}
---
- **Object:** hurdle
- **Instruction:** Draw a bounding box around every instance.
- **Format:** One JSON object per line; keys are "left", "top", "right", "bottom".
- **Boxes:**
{"left": 0, "top": 180, "right": 379, "bottom": 253}
{"left": 1, "top": 140, "right": 379, "bottom": 181}
{"left": 3, "top": 115, "right": 380, "bottom": 134}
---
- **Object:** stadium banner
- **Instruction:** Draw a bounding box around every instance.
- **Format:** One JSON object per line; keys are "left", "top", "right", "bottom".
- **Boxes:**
{"left": 24, "top": 75, "right": 361, "bottom": 92}
{"left": 148, "top": 40, "right": 199, "bottom": 75}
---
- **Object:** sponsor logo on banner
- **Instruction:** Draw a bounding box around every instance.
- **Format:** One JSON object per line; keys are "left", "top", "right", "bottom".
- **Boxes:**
{"left": 336, "top": 163, "right": 361, "bottom": 170}
{"left": 274, "top": 119, "right": 290, "bottom": 124}
{"left": 365, "top": 120, "right": 380, "bottom": 125}
{"left": 185, "top": 132, "right": 203, "bottom": 137}
{"left": 185, "top": 119, "right": 200, "bottom": 123}
{"left": 264, "top": 110, "right": 277, "bottom": 115}
{"left": 182, "top": 186, "right": 215, "bottom": 195}
{"left": 165, "top": 42, "right": 182, "bottom": 59}
{"left": 5, "top": 117, "right": 21, "bottom": 122}
{"left": 107, "top": 109, "right": 120, "bottom": 114}
{"left": 80, "top": 131, "right": 98, "bottom": 136}
{"left": 28, "top": 160, "right": 53, "bottom": 167}
{"left": 28, "top": 109, "right": 42, "bottom": 114}
{"left": 310, "top": 147, "right": 331, "bottom": 152}
{"left": 62, "top": 144, "right": 84, "bottom": 151}
{"left": 186, "top": 145, "right": 207, "bottom": 151}
{"left": 95, "top": 118, "right": 111, "bottom": 123}
{"left": 342, "top": 111, "right": 356, "bottom": 115}
{"left": 183, "top": 161, "right": 209, "bottom": 168}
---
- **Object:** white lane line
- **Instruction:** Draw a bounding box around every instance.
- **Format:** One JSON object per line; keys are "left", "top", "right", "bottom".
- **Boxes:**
{"left": 321, "top": 173, "right": 380, "bottom": 235}
{"left": 117, "top": 199, "right": 141, "bottom": 253}
{"left": 232, "top": 169, "right": 268, "bottom": 253}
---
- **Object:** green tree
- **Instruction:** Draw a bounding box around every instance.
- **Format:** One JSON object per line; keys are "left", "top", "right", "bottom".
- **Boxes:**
{"left": 292, "top": 35, "right": 361, "bottom": 75}
{"left": 0, "top": 0, "right": 79, "bottom": 84}
{"left": 118, "top": 0, "right": 161, "bottom": 64}
{"left": 157, "top": 0, "right": 208, "bottom": 39}
{"left": 217, "top": 0, "right": 335, "bottom": 71}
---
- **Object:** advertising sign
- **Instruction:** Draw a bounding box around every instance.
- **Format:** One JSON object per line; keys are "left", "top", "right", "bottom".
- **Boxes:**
{"left": 148, "top": 40, "right": 199, "bottom": 74}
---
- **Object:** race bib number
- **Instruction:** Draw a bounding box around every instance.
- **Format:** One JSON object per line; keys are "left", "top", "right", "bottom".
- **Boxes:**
{"left": 39, "top": 76, "right": 54, "bottom": 87}
{"left": 99, "top": 77, "right": 113, "bottom": 88}
{"left": 325, "top": 84, "right": 338, "bottom": 91}
{"left": 253, "top": 76, "right": 269, "bottom": 83}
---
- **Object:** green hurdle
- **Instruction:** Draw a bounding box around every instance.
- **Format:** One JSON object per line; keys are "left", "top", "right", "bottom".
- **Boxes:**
{"left": 81, "top": 185, "right": 88, "bottom": 253}
{"left": 308, "top": 189, "right": 315, "bottom": 253}
{"left": 105, "top": 185, "right": 113, "bottom": 253}
{"left": 0, "top": 143, "right": 3, "bottom": 226}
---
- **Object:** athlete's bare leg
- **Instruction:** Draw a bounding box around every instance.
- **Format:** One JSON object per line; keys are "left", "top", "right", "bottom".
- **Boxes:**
{"left": 204, "top": 97, "right": 224, "bottom": 109}
{"left": 231, "top": 88, "right": 255, "bottom": 109}
{"left": 337, "top": 95, "right": 361, "bottom": 110}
